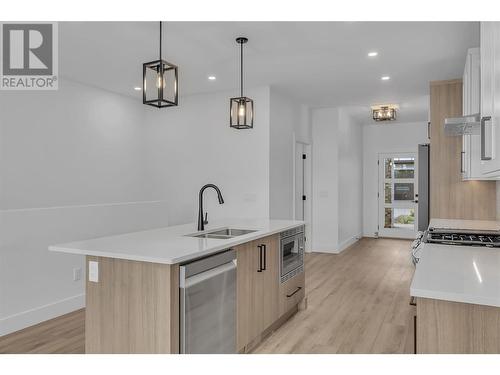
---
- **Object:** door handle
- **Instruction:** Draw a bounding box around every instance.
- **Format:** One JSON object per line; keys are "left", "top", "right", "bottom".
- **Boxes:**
{"left": 481, "top": 116, "right": 492, "bottom": 161}
{"left": 286, "top": 286, "right": 302, "bottom": 298}
{"left": 257, "top": 245, "right": 263, "bottom": 272}
{"left": 262, "top": 244, "right": 267, "bottom": 271}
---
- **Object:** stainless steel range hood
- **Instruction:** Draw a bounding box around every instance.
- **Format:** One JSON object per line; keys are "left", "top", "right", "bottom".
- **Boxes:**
{"left": 444, "top": 113, "right": 480, "bottom": 136}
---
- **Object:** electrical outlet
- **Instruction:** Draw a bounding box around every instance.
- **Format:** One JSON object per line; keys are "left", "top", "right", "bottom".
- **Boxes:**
{"left": 88, "top": 261, "right": 99, "bottom": 283}
{"left": 73, "top": 267, "right": 82, "bottom": 281}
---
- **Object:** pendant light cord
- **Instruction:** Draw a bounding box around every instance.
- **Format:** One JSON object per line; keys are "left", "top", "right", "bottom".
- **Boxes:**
{"left": 159, "top": 21, "right": 162, "bottom": 60}
{"left": 240, "top": 40, "right": 243, "bottom": 98}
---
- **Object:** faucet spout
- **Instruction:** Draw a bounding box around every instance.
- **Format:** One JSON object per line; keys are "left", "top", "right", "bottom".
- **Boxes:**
{"left": 198, "top": 184, "right": 224, "bottom": 231}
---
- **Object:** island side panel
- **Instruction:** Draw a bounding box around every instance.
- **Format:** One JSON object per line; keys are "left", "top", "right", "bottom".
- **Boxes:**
{"left": 416, "top": 297, "right": 500, "bottom": 354}
{"left": 85, "top": 256, "right": 179, "bottom": 353}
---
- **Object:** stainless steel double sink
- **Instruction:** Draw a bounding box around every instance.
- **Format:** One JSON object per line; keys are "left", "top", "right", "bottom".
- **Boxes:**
{"left": 188, "top": 228, "right": 257, "bottom": 239}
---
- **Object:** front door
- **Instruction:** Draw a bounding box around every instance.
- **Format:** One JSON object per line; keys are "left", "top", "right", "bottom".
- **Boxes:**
{"left": 378, "top": 153, "right": 418, "bottom": 239}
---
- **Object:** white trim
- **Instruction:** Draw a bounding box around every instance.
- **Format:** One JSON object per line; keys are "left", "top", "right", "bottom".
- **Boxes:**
{"left": 0, "top": 294, "right": 85, "bottom": 337}
{"left": 293, "top": 136, "right": 313, "bottom": 253}
{"left": 312, "top": 233, "right": 361, "bottom": 254}
{"left": 0, "top": 200, "right": 168, "bottom": 213}
{"left": 337, "top": 233, "right": 362, "bottom": 253}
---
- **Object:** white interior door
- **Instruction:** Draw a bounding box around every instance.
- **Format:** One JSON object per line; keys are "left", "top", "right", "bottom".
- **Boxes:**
{"left": 378, "top": 153, "right": 418, "bottom": 239}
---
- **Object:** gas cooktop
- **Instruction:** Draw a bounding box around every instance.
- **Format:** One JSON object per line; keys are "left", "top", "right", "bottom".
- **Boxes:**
{"left": 426, "top": 230, "right": 500, "bottom": 247}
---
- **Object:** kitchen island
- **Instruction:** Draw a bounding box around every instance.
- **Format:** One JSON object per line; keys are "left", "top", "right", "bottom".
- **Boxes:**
{"left": 49, "top": 219, "right": 306, "bottom": 354}
{"left": 410, "top": 218, "right": 500, "bottom": 353}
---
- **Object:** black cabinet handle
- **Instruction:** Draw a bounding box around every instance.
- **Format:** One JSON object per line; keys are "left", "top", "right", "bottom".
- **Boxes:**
{"left": 262, "top": 244, "right": 267, "bottom": 271}
{"left": 409, "top": 296, "right": 416, "bottom": 306}
{"left": 286, "top": 286, "right": 302, "bottom": 298}
{"left": 257, "top": 245, "right": 263, "bottom": 272}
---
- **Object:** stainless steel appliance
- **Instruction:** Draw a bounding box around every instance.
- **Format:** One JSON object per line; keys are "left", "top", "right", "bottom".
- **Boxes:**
{"left": 425, "top": 228, "right": 500, "bottom": 247}
{"left": 179, "top": 249, "right": 236, "bottom": 353}
{"left": 280, "top": 225, "right": 305, "bottom": 283}
{"left": 417, "top": 144, "right": 430, "bottom": 232}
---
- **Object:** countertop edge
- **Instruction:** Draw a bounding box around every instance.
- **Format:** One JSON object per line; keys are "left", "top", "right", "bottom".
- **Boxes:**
{"left": 49, "top": 221, "right": 304, "bottom": 265}
{"left": 410, "top": 288, "right": 500, "bottom": 308}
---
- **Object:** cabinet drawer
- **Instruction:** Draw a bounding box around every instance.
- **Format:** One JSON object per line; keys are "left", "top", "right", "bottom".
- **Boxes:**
{"left": 279, "top": 271, "right": 305, "bottom": 316}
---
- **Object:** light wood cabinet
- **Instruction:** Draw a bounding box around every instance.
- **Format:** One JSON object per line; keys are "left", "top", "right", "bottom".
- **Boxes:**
{"left": 279, "top": 270, "right": 305, "bottom": 316}
{"left": 236, "top": 239, "right": 261, "bottom": 349}
{"left": 236, "top": 234, "right": 281, "bottom": 351}
{"left": 429, "top": 79, "right": 496, "bottom": 220}
{"left": 85, "top": 256, "right": 179, "bottom": 354}
{"left": 416, "top": 297, "right": 500, "bottom": 353}
{"left": 262, "top": 235, "right": 280, "bottom": 330}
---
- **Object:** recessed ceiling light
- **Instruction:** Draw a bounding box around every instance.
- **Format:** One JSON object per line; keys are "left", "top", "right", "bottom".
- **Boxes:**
{"left": 208, "top": 76, "right": 216, "bottom": 81}
{"left": 368, "top": 51, "right": 378, "bottom": 57}
{"left": 134, "top": 87, "right": 142, "bottom": 91}
{"left": 381, "top": 76, "right": 391, "bottom": 81}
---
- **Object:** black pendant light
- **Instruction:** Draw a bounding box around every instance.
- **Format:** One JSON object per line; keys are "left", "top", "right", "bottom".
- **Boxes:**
{"left": 230, "top": 37, "right": 253, "bottom": 129}
{"left": 143, "top": 22, "right": 178, "bottom": 108}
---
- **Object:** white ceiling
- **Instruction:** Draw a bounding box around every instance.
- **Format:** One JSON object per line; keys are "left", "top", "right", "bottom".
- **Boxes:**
{"left": 59, "top": 21, "right": 479, "bottom": 122}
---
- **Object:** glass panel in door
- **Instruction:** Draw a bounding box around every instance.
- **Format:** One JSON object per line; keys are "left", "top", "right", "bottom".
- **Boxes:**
{"left": 379, "top": 154, "right": 417, "bottom": 238}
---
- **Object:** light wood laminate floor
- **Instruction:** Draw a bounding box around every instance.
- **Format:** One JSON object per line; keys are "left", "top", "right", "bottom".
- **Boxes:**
{"left": 0, "top": 237, "right": 415, "bottom": 354}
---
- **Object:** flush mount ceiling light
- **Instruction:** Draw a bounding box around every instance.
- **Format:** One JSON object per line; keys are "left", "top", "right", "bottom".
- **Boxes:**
{"left": 230, "top": 37, "right": 253, "bottom": 129}
{"left": 368, "top": 51, "right": 378, "bottom": 57}
{"left": 208, "top": 75, "right": 216, "bottom": 81}
{"left": 143, "top": 21, "right": 178, "bottom": 108}
{"left": 372, "top": 104, "right": 398, "bottom": 122}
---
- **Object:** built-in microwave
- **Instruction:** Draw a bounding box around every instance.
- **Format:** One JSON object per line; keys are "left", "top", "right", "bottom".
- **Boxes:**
{"left": 280, "top": 225, "right": 305, "bottom": 283}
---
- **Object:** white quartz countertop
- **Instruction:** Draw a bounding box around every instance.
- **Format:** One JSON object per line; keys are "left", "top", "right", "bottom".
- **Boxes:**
{"left": 49, "top": 219, "right": 304, "bottom": 265}
{"left": 410, "top": 243, "right": 500, "bottom": 308}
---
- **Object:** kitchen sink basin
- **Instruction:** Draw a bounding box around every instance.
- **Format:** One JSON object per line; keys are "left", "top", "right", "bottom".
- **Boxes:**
{"left": 187, "top": 228, "right": 257, "bottom": 239}
{"left": 208, "top": 228, "right": 257, "bottom": 237}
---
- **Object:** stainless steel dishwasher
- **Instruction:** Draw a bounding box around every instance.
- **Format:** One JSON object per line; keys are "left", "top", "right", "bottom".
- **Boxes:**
{"left": 179, "top": 249, "right": 236, "bottom": 354}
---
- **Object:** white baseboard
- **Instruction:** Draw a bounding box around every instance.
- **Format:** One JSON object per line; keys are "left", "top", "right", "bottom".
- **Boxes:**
{"left": 0, "top": 294, "right": 85, "bottom": 337}
{"left": 312, "top": 233, "right": 362, "bottom": 254}
{"left": 337, "top": 233, "right": 362, "bottom": 253}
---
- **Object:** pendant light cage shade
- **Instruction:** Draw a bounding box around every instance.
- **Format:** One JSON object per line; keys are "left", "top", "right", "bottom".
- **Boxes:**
{"left": 230, "top": 36, "right": 254, "bottom": 129}
{"left": 372, "top": 106, "right": 397, "bottom": 122}
{"left": 143, "top": 21, "right": 178, "bottom": 108}
{"left": 143, "top": 59, "right": 178, "bottom": 108}
{"left": 230, "top": 96, "right": 254, "bottom": 129}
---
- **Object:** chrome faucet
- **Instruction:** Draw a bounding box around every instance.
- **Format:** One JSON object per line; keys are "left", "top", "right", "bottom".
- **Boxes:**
{"left": 198, "top": 184, "right": 224, "bottom": 231}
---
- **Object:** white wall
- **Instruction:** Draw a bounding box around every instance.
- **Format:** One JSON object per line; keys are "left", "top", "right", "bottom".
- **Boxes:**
{"left": 269, "top": 90, "right": 300, "bottom": 219}
{"left": 0, "top": 79, "right": 169, "bottom": 336}
{"left": 362, "top": 121, "right": 428, "bottom": 237}
{"left": 337, "top": 110, "right": 363, "bottom": 249}
{"left": 144, "top": 86, "right": 271, "bottom": 226}
{"left": 312, "top": 108, "right": 339, "bottom": 252}
{"left": 311, "top": 107, "right": 363, "bottom": 253}
{"left": 0, "top": 77, "right": 306, "bottom": 336}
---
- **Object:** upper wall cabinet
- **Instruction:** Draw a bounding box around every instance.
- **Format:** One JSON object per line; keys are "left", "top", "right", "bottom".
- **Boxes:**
{"left": 480, "top": 22, "right": 500, "bottom": 176}
{"left": 461, "top": 48, "right": 486, "bottom": 180}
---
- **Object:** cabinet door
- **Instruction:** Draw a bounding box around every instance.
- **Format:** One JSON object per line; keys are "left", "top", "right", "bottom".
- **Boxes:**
{"left": 236, "top": 240, "right": 263, "bottom": 350}
{"left": 260, "top": 235, "right": 280, "bottom": 330}
{"left": 463, "top": 48, "right": 490, "bottom": 180}
{"left": 480, "top": 22, "right": 500, "bottom": 175}
{"left": 462, "top": 51, "right": 470, "bottom": 179}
